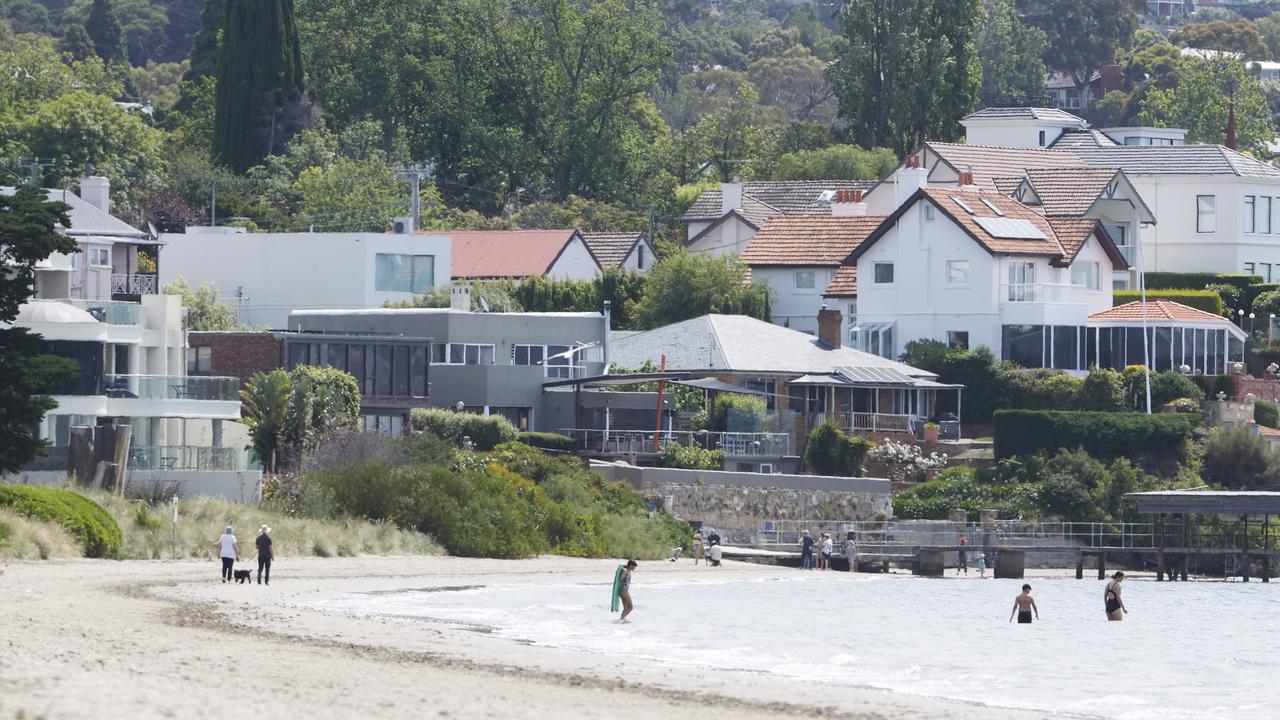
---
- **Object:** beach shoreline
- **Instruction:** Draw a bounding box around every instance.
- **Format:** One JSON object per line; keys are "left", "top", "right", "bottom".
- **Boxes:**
{"left": 1, "top": 555, "right": 1090, "bottom": 720}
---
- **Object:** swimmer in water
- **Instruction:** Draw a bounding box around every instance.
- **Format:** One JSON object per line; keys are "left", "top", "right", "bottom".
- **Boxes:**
{"left": 1010, "top": 584, "right": 1039, "bottom": 623}
{"left": 1105, "top": 571, "right": 1127, "bottom": 621}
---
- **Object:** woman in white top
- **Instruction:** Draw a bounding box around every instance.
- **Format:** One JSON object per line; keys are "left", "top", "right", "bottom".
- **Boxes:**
{"left": 214, "top": 526, "right": 239, "bottom": 582}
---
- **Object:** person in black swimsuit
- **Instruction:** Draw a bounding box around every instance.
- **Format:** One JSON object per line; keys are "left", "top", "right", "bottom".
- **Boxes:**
{"left": 1010, "top": 584, "right": 1039, "bottom": 624}
{"left": 1105, "top": 571, "right": 1127, "bottom": 621}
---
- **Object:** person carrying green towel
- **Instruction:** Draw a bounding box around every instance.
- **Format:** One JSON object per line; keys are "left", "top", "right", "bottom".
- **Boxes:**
{"left": 611, "top": 559, "right": 638, "bottom": 622}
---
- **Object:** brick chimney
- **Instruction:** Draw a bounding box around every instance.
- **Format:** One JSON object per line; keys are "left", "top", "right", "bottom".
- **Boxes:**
{"left": 830, "top": 188, "right": 868, "bottom": 217}
{"left": 817, "top": 305, "right": 843, "bottom": 349}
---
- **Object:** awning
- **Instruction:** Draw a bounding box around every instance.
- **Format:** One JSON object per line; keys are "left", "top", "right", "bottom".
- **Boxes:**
{"left": 670, "top": 377, "right": 765, "bottom": 395}
{"left": 542, "top": 372, "right": 690, "bottom": 389}
{"left": 1126, "top": 490, "right": 1280, "bottom": 515}
{"left": 790, "top": 366, "right": 952, "bottom": 389}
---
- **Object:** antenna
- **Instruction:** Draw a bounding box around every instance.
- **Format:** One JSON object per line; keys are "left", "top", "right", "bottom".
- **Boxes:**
{"left": 478, "top": 296, "right": 491, "bottom": 313}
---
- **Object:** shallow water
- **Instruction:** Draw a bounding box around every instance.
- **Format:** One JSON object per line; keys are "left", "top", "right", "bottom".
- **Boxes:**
{"left": 315, "top": 573, "right": 1280, "bottom": 719}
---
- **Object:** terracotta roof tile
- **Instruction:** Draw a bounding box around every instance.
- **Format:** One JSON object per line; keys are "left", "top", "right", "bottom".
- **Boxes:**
{"left": 921, "top": 188, "right": 1066, "bottom": 257}
{"left": 740, "top": 216, "right": 886, "bottom": 267}
{"left": 823, "top": 265, "right": 857, "bottom": 297}
{"left": 1089, "top": 300, "right": 1231, "bottom": 323}
{"left": 428, "top": 229, "right": 584, "bottom": 279}
{"left": 681, "top": 180, "right": 874, "bottom": 221}
{"left": 1021, "top": 168, "right": 1121, "bottom": 216}
{"left": 581, "top": 232, "right": 643, "bottom": 268}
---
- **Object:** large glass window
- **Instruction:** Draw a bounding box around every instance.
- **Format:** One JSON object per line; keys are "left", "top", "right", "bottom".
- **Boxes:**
{"left": 1007, "top": 261, "right": 1036, "bottom": 301}
{"left": 393, "top": 345, "right": 410, "bottom": 396}
{"left": 545, "top": 344, "right": 579, "bottom": 378}
{"left": 1003, "top": 325, "right": 1045, "bottom": 367}
{"left": 1245, "top": 195, "right": 1256, "bottom": 233}
{"left": 375, "top": 253, "right": 435, "bottom": 292}
{"left": 1052, "top": 326, "right": 1080, "bottom": 370}
{"left": 375, "top": 345, "right": 393, "bottom": 395}
{"left": 513, "top": 345, "right": 545, "bottom": 366}
{"left": 327, "top": 343, "right": 347, "bottom": 373}
{"left": 1197, "top": 195, "right": 1216, "bottom": 233}
{"left": 1263, "top": 197, "right": 1273, "bottom": 234}
{"left": 348, "top": 344, "right": 365, "bottom": 393}
{"left": 947, "top": 331, "right": 969, "bottom": 350}
{"left": 1071, "top": 261, "right": 1099, "bottom": 290}
{"left": 410, "top": 346, "right": 428, "bottom": 397}
{"left": 444, "top": 343, "right": 496, "bottom": 365}
{"left": 187, "top": 346, "right": 211, "bottom": 373}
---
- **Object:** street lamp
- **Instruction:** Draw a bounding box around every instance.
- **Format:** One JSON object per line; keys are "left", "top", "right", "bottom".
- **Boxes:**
{"left": 1128, "top": 265, "right": 1152, "bottom": 414}
{"left": 1238, "top": 308, "right": 1246, "bottom": 327}
{"left": 1271, "top": 313, "right": 1277, "bottom": 345}
{"left": 455, "top": 400, "right": 465, "bottom": 412}
{"left": 1250, "top": 312, "right": 1256, "bottom": 335}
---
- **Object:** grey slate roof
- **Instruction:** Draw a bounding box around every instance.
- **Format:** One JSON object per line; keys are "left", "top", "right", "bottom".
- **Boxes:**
{"left": 580, "top": 232, "right": 645, "bottom": 268}
{"left": 1049, "top": 129, "right": 1120, "bottom": 149}
{"left": 1070, "top": 145, "right": 1280, "bottom": 177}
{"left": 962, "top": 107, "right": 1086, "bottom": 125}
{"left": 681, "top": 181, "right": 875, "bottom": 221}
{"left": 609, "top": 314, "right": 936, "bottom": 378}
{"left": 1, "top": 186, "right": 145, "bottom": 239}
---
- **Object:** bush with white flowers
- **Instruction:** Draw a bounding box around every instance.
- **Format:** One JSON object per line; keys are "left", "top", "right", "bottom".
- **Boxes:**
{"left": 867, "top": 438, "right": 948, "bottom": 481}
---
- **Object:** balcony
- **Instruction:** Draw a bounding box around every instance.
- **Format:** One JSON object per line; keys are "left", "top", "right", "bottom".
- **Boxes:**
{"left": 1001, "top": 283, "right": 1088, "bottom": 304}
{"left": 129, "top": 446, "right": 244, "bottom": 471}
{"left": 558, "top": 429, "right": 792, "bottom": 457}
{"left": 810, "top": 411, "right": 914, "bottom": 434}
{"left": 105, "top": 374, "right": 240, "bottom": 401}
{"left": 111, "top": 273, "right": 159, "bottom": 295}
{"left": 51, "top": 298, "right": 140, "bottom": 324}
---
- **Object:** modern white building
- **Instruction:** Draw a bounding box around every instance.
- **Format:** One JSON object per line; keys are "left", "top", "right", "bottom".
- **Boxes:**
{"left": 160, "top": 227, "right": 453, "bottom": 329}
{"left": 5, "top": 181, "right": 258, "bottom": 500}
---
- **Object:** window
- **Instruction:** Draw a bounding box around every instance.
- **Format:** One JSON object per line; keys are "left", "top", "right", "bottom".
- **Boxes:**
{"left": 1071, "top": 261, "right": 1099, "bottom": 290}
{"left": 1245, "top": 262, "right": 1256, "bottom": 276}
{"left": 1007, "top": 261, "right": 1036, "bottom": 301}
{"left": 873, "top": 262, "right": 894, "bottom": 284}
{"left": 924, "top": 204, "right": 935, "bottom": 222}
{"left": 442, "top": 343, "right": 495, "bottom": 366}
{"left": 89, "top": 247, "right": 111, "bottom": 267}
{"left": 947, "top": 331, "right": 969, "bottom": 350}
{"left": 946, "top": 260, "right": 970, "bottom": 285}
{"left": 1104, "top": 223, "right": 1131, "bottom": 266}
{"left": 513, "top": 344, "right": 545, "bottom": 367}
{"left": 1196, "top": 195, "right": 1215, "bottom": 233}
{"left": 1245, "top": 195, "right": 1256, "bottom": 233}
{"left": 187, "top": 346, "right": 211, "bottom": 373}
{"left": 794, "top": 271, "right": 815, "bottom": 289}
{"left": 637, "top": 244, "right": 645, "bottom": 269}
{"left": 742, "top": 377, "right": 776, "bottom": 411}
{"left": 430, "top": 343, "right": 447, "bottom": 364}
{"left": 1264, "top": 197, "right": 1273, "bottom": 234}
{"left": 544, "top": 345, "right": 580, "bottom": 378}
{"left": 375, "top": 253, "right": 435, "bottom": 293}
{"left": 846, "top": 300, "right": 857, "bottom": 326}
{"left": 1263, "top": 263, "right": 1274, "bottom": 283}
{"left": 1038, "top": 130, "right": 1046, "bottom": 147}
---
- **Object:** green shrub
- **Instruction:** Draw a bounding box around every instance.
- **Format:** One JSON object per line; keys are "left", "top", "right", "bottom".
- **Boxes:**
{"left": 1205, "top": 282, "right": 1243, "bottom": 313}
{"left": 1202, "top": 426, "right": 1280, "bottom": 490}
{"left": 516, "top": 431, "right": 578, "bottom": 453}
{"left": 1123, "top": 369, "right": 1205, "bottom": 408}
{"left": 1112, "top": 289, "right": 1225, "bottom": 316}
{"left": 0, "top": 520, "right": 8, "bottom": 542}
{"left": 410, "top": 408, "right": 518, "bottom": 449}
{"left": 710, "top": 393, "right": 767, "bottom": 432}
{"left": 133, "top": 503, "right": 163, "bottom": 531}
{"left": 0, "top": 485, "right": 122, "bottom": 558}
{"left": 1189, "top": 374, "right": 1215, "bottom": 396}
{"left": 1143, "top": 272, "right": 1260, "bottom": 291}
{"left": 804, "top": 422, "right": 871, "bottom": 476}
{"left": 1168, "top": 397, "right": 1201, "bottom": 414}
{"left": 1256, "top": 399, "right": 1280, "bottom": 429}
{"left": 658, "top": 443, "right": 724, "bottom": 470}
{"left": 1214, "top": 374, "right": 1236, "bottom": 398}
{"left": 992, "top": 410, "right": 1198, "bottom": 460}
{"left": 1077, "top": 369, "right": 1124, "bottom": 411}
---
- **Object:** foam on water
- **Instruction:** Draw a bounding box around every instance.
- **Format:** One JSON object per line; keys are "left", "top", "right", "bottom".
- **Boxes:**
{"left": 313, "top": 574, "right": 1279, "bottom": 719}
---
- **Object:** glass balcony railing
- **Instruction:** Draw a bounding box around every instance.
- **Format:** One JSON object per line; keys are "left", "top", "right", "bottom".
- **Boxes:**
{"left": 51, "top": 298, "right": 141, "bottom": 324}
{"left": 104, "top": 374, "right": 240, "bottom": 401}
{"left": 128, "top": 446, "right": 244, "bottom": 471}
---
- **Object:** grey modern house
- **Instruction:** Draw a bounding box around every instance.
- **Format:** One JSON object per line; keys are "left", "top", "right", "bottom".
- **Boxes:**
{"left": 285, "top": 305, "right": 610, "bottom": 433}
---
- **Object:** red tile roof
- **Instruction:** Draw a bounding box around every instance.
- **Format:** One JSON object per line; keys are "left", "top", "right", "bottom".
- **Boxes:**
{"left": 822, "top": 265, "right": 857, "bottom": 297}
{"left": 1089, "top": 300, "right": 1232, "bottom": 323}
{"left": 740, "top": 216, "right": 887, "bottom": 266}
{"left": 432, "top": 229, "right": 587, "bottom": 279}
{"left": 1045, "top": 216, "right": 1124, "bottom": 267}
{"left": 921, "top": 188, "right": 1065, "bottom": 257}
{"left": 1020, "top": 167, "right": 1122, "bottom": 216}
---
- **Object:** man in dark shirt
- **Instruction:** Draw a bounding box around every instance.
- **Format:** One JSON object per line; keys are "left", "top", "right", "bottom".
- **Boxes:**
{"left": 255, "top": 525, "right": 274, "bottom": 585}
{"left": 706, "top": 530, "right": 721, "bottom": 547}
{"left": 800, "top": 529, "right": 814, "bottom": 570}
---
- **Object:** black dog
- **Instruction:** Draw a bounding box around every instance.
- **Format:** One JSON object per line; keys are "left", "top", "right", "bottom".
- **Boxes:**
{"left": 233, "top": 569, "right": 252, "bottom": 584}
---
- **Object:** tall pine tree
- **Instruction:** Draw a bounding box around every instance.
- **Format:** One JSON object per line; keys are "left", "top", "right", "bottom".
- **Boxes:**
{"left": 213, "top": 0, "right": 307, "bottom": 173}
{"left": 184, "top": 0, "right": 226, "bottom": 83}
{"left": 85, "top": 0, "right": 127, "bottom": 65}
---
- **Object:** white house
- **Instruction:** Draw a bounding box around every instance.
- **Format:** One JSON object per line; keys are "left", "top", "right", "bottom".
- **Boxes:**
{"left": 5, "top": 182, "right": 258, "bottom": 500}
{"left": 681, "top": 180, "right": 873, "bottom": 256}
{"left": 160, "top": 228, "right": 453, "bottom": 329}
{"left": 740, "top": 190, "right": 885, "bottom": 334}
{"left": 959, "top": 107, "right": 1090, "bottom": 149}
{"left": 846, "top": 181, "right": 1124, "bottom": 367}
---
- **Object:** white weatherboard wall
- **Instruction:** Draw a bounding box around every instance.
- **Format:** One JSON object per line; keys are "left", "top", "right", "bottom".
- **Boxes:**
{"left": 618, "top": 240, "right": 654, "bottom": 272}
{"left": 159, "top": 231, "right": 452, "bottom": 329}
{"left": 548, "top": 235, "right": 603, "bottom": 280}
{"left": 961, "top": 121, "right": 1073, "bottom": 149}
{"left": 752, "top": 266, "right": 838, "bottom": 334}
{"left": 687, "top": 216, "right": 758, "bottom": 257}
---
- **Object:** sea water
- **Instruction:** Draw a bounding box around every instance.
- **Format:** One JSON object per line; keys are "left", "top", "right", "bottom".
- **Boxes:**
{"left": 314, "top": 574, "right": 1279, "bottom": 719}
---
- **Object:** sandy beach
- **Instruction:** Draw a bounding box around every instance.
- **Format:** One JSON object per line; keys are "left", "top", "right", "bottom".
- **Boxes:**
{"left": 0, "top": 556, "right": 1076, "bottom": 720}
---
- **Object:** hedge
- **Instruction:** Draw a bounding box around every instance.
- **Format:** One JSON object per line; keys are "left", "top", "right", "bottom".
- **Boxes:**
{"left": 516, "top": 431, "right": 577, "bottom": 453}
{"left": 992, "top": 410, "right": 1198, "bottom": 460}
{"left": 0, "top": 485, "right": 121, "bottom": 558}
{"left": 1143, "top": 273, "right": 1261, "bottom": 291}
{"left": 410, "top": 408, "right": 518, "bottom": 450}
{"left": 1112, "top": 289, "right": 1224, "bottom": 316}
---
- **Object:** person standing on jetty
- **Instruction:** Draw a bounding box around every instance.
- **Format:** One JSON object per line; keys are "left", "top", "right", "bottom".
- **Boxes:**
{"left": 957, "top": 537, "right": 968, "bottom": 575}
{"left": 800, "top": 529, "right": 815, "bottom": 570}
{"left": 692, "top": 530, "right": 704, "bottom": 566}
{"left": 820, "top": 533, "right": 833, "bottom": 570}
{"left": 976, "top": 551, "right": 986, "bottom": 578}
{"left": 1105, "top": 572, "right": 1127, "bottom": 621}
{"left": 1010, "top": 584, "right": 1039, "bottom": 623}
{"left": 214, "top": 526, "right": 238, "bottom": 583}
{"left": 255, "top": 524, "right": 274, "bottom": 585}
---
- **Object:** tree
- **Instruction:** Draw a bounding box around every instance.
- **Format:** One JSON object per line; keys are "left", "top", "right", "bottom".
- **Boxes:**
{"left": 241, "top": 365, "right": 359, "bottom": 472}
{"left": 1260, "top": 12, "right": 1280, "bottom": 60}
{"left": 86, "top": 0, "right": 127, "bottom": 65}
{"left": 1170, "top": 20, "right": 1269, "bottom": 60}
{"left": 1138, "top": 56, "right": 1273, "bottom": 156}
{"left": 57, "top": 25, "right": 97, "bottom": 62}
{"left": 183, "top": 0, "right": 224, "bottom": 82}
{"left": 635, "top": 252, "right": 771, "bottom": 328}
{"left": 772, "top": 145, "right": 898, "bottom": 181}
{"left": 213, "top": 0, "right": 307, "bottom": 172}
{"left": 805, "top": 422, "right": 871, "bottom": 476}
{"left": 826, "top": 0, "right": 981, "bottom": 155}
{"left": 1202, "top": 425, "right": 1280, "bottom": 490}
{"left": 162, "top": 276, "right": 237, "bottom": 330}
{"left": 747, "top": 46, "right": 836, "bottom": 124}
{"left": 977, "top": 0, "right": 1047, "bottom": 107}
{"left": 0, "top": 0, "right": 50, "bottom": 34}
{"left": 1019, "top": 0, "right": 1138, "bottom": 85}
{"left": 0, "top": 186, "right": 78, "bottom": 473}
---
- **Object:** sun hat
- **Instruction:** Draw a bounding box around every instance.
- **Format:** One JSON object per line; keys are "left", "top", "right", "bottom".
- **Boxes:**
{"left": 260, "top": 524, "right": 270, "bottom": 533}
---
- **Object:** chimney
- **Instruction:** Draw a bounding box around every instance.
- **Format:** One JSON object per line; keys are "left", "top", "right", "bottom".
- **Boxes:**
{"left": 721, "top": 179, "right": 744, "bottom": 215}
{"left": 79, "top": 175, "right": 110, "bottom": 214}
{"left": 1226, "top": 101, "right": 1237, "bottom": 151}
{"left": 894, "top": 157, "right": 928, "bottom": 207}
{"left": 830, "top": 189, "right": 868, "bottom": 217}
{"left": 450, "top": 284, "right": 472, "bottom": 311}
{"left": 958, "top": 168, "right": 977, "bottom": 189}
{"left": 817, "top": 305, "right": 843, "bottom": 349}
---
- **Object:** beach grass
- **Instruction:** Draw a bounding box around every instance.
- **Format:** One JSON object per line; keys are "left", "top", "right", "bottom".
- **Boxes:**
{"left": 0, "top": 507, "right": 82, "bottom": 559}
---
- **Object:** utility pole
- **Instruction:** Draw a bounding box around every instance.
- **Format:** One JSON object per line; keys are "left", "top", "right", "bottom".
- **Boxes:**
{"left": 210, "top": 183, "right": 217, "bottom": 226}
{"left": 396, "top": 162, "right": 433, "bottom": 229}
{"left": 14, "top": 157, "right": 57, "bottom": 185}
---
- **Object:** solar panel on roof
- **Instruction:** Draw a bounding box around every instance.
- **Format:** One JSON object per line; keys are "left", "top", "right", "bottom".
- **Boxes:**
{"left": 950, "top": 196, "right": 976, "bottom": 214}
{"left": 974, "top": 216, "right": 1046, "bottom": 240}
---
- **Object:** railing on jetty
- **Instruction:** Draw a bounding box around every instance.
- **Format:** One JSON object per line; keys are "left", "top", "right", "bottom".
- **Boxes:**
{"left": 754, "top": 520, "right": 1161, "bottom": 550}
